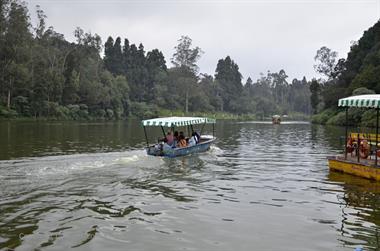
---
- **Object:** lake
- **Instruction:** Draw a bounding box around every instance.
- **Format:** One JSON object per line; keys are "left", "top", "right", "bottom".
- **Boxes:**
{"left": 0, "top": 120, "right": 379, "bottom": 250}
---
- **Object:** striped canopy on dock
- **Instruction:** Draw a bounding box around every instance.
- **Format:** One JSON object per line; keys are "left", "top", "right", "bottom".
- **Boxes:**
{"left": 338, "top": 95, "right": 380, "bottom": 108}
{"left": 142, "top": 117, "right": 216, "bottom": 127}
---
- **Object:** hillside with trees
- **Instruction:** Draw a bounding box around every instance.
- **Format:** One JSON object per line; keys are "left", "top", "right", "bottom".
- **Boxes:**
{"left": 0, "top": 0, "right": 311, "bottom": 120}
{"left": 311, "top": 19, "right": 380, "bottom": 127}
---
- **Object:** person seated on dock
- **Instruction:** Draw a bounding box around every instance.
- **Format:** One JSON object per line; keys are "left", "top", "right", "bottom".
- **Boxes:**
{"left": 359, "top": 139, "right": 370, "bottom": 159}
{"left": 188, "top": 132, "right": 197, "bottom": 147}
{"left": 346, "top": 137, "right": 355, "bottom": 156}
{"left": 177, "top": 133, "right": 187, "bottom": 148}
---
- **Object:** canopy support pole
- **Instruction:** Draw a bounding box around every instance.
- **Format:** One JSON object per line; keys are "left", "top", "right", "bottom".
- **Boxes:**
{"left": 376, "top": 108, "right": 379, "bottom": 167}
{"left": 212, "top": 123, "right": 215, "bottom": 138}
{"left": 160, "top": 126, "right": 166, "bottom": 138}
{"left": 345, "top": 107, "right": 348, "bottom": 160}
{"left": 143, "top": 126, "right": 149, "bottom": 148}
{"left": 200, "top": 122, "right": 206, "bottom": 137}
{"left": 357, "top": 132, "right": 360, "bottom": 163}
{"left": 190, "top": 125, "right": 194, "bottom": 134}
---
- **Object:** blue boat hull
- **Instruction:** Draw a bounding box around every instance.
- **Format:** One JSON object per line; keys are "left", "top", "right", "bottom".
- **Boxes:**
{"left": 146, "top": 138, "right": 215, "bottom": 158}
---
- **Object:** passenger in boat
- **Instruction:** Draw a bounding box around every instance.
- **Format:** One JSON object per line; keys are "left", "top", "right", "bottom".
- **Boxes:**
{"left": 162, "top": 138, "right": 172, "bottom": 152}
{"left": 166, "top": 131, "right": 174, "bottom": 146}
{"left": 188, "top": 132, "right": 197, "bottom": 147}
{"left": 359, "top": 139, "right": 370, "bottom": 159}
{"left": 177, "top": 133, "right": 187, "bottom": 148}
{"left": 173, "top": 131, "right": 179, "bottom": 146}
{"left": 194, "top": 131, "right": 200, "bottom": 143}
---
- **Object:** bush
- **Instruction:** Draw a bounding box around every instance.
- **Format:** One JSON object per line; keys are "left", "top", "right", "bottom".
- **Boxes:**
{"left": 311, "top": 109, "right": 336, "bottom": 124}
{"left": 13, "top": 96, "right": 30, "bottom": 116}
{"left": 324, "top": 108, "right": 366, "bottom": 126}
{"left": 55, "top": 105, "right": 70, "bottom": 119}
{"left": 326, "top": 111, "right": 346, "bottom": 126}
{"left": 93, "top": 109, "right": 106, "bottom": 119}
{"left": 106, "top": 109, "right": 114, "bottom": 119}
{"left": 0, "top": 106, "right": 18, "bottom": 118}
{"left": 130, "top": 102, "right": 158, "bottom": 118}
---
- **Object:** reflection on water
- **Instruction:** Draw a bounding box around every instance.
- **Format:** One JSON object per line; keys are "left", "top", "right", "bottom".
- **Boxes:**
{"left": 1, "top": 120, "right": 380, "bottom": 250}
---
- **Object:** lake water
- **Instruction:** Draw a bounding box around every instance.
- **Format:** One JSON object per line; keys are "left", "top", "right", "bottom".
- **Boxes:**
{"left": 0, "top": 120, "right": 379, "bottom": 250}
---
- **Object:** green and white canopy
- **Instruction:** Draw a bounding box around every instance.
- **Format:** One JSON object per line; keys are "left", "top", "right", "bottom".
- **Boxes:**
{"left": 338, "top": 95, "right": 380, "bottom": 108}
{"left": 142, "top": 116, "right": 216, "bottom": 127}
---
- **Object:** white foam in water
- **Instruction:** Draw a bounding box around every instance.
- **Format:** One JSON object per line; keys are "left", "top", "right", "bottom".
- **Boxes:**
{"left": 209, "top": 145, "right": 223, "bottom": 155}
{"left": 0, "top": 150, "right": 150, "bottom": 179}
{"left": 115, "top": 155, "right": 140, "bottom": 164}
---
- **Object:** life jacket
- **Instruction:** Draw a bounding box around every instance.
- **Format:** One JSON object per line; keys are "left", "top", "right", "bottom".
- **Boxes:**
{"left": 178, "top": 139, "right": 187, "bottom": 148}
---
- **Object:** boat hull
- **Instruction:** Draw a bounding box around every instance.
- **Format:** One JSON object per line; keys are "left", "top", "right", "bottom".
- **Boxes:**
{"left": 147, "top": 138, "right": 215, "bottom": 158}
{"left": 328, "top": 156, "right": 380, "bottom": 181}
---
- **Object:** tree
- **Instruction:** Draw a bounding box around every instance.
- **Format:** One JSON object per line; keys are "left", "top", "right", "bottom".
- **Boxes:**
{"left": 35, "top": 5, "right": 46, "bottom": 39}
{"left": 310, "top": 79, "right": 320, "bottom": 114}
{"left": 170, "top": 35, "right": 203, "bottom": 113}
{"left": 3, "top": 1, "right": 32, "bottom": 109}
{"left": 314, "top": 46, "right": 338, "bottom": 80}
{"left": 171, "top": 35, "right": 203, "bottom": 74}
{"left": 214, "top": 56, "right": 243, "bottom": 112}
{"left": 103, "top": 36, "right": 114, "bottom": 72}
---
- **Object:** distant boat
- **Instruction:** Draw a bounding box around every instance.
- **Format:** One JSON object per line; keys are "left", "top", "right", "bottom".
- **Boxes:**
{"left": 141, "top": 116, "right": 216, "bottom": 158}
{"left": 272, "top": 115, "right": 281, "bottom": 124}
{"left": 328, "top": 95, "right": 380, "bottom": 181}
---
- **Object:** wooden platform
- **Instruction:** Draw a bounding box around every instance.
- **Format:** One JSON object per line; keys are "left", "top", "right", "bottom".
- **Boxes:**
{"left": 328, "top": 155, "right": 380, "bottom": 181}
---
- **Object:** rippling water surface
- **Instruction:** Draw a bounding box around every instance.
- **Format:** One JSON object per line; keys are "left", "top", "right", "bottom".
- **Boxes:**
{"left": 1, "top": 120, "right": 380, "bottom": 250}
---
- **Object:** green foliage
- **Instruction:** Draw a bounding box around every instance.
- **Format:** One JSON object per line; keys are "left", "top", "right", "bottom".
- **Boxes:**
{"left": 311, "top": 109, "right": 336, "bottom": 124}
{"left": 350, "top": 66, "right": 380, "bottom": 93}
{"left": 171, "top": 35, "right": 203, "bottom": 73}
{"left": 130, "top": 102, "right": 158, "bottom": 118}
{"left": 323, "top": 108, "right": 367, "bottom": 126}
{"left": 352, "top": 87, "right": 375, "bottom": 95}
{"left": 312, "top": 20, "right": 380, "bottom": 126}
{"left": 310, "top": 79, "right": 320, "bottom": 114}
{"left": 326, "top": 111, "right": 346, "bottom": 126}
{"left": 215, "top": 56, "right": 243, "bottom": 113}
{"left": 313, "top": 20, "right": 380, "bottom": 118}
{"left": 0, "top": 105, "right": 18, "bottom": 118}
{"left": 360, "top": 110, "right": 378, "bottom": 127}
{"left": 0, "top": 2, "right": 312, "bottom": 120}
{"left": 314, "top": 46, "right": 338, "bottom": 79}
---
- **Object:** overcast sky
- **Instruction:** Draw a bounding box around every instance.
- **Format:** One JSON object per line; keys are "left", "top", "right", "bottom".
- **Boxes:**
{"left": 25, "top": 0, "right": 379, "bottom": 82}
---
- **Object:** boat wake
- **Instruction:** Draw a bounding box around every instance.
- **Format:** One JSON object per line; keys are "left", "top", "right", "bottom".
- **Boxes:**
{"left": 0, "top": 150, "right": 153, "bottom": 180}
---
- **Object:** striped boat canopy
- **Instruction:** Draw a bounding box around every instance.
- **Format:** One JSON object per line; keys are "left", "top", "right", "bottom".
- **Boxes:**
{"left": 338, "top": 95, "right": 380, "bottom": 108}
{"left": 142, "top": 117, "right": 216, "bottom": 127}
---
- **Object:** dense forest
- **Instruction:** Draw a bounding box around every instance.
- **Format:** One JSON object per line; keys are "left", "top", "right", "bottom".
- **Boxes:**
{"left": 0, "top": 0, "right": 311, "bottom": 120}
{"left": 311, "top": 19, "right": 380, "bottom": 127}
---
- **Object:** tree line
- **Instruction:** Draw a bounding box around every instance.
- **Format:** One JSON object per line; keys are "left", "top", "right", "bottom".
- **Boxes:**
{"left": 0, "top": 0, "right": 311, "bottom": 120}
{"left": 311, "top": 19, "right": 380, "bottom": 127}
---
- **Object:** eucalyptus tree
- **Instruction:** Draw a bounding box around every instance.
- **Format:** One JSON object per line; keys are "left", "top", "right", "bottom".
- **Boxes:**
{"left": 171, "top": 35, "right": 203, "bottom": 113}
{"left": 314, "top": 46, "right": 338, "bottom": 80}
{"left": 3, "top": 1, "right": 32, "bottom": 109}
